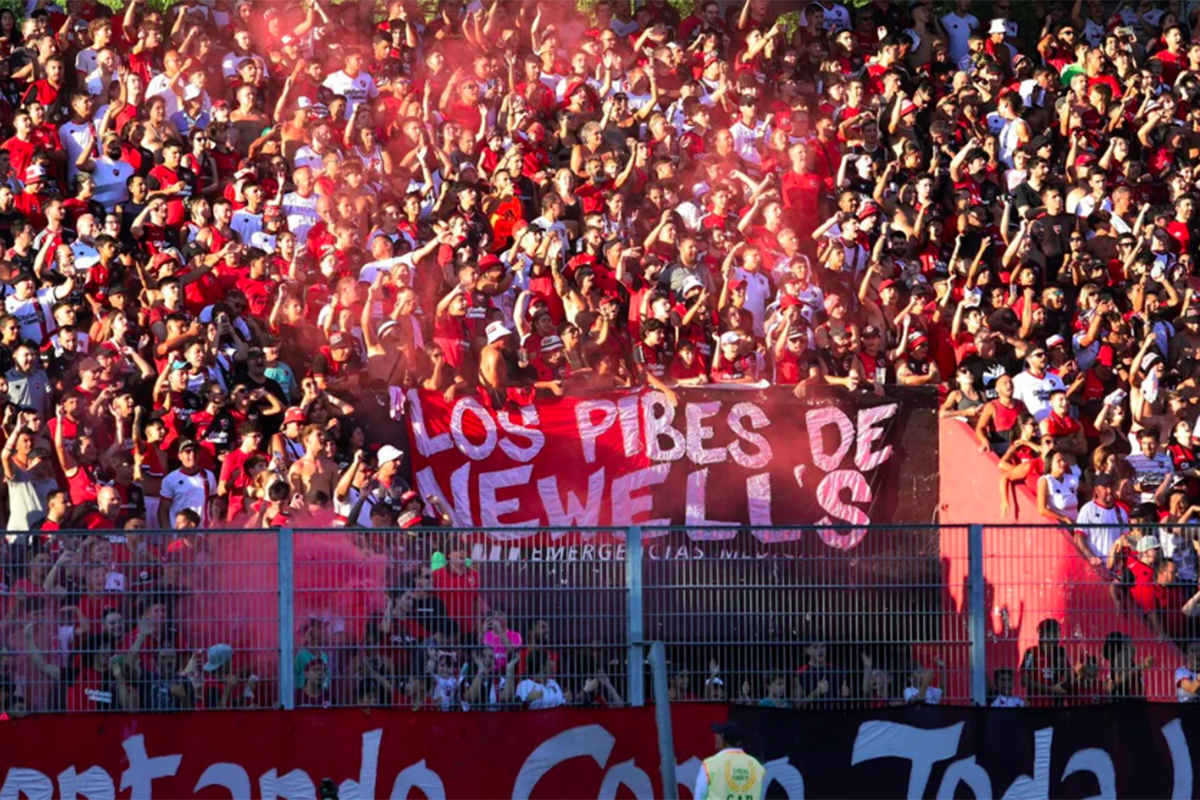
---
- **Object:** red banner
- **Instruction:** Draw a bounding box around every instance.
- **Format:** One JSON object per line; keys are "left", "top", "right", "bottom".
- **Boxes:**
{"left": 0, "top": 706, "right": 722, "bottom": 799}
{"left": 405, "top": 386, "right": 936, "bottom": 550}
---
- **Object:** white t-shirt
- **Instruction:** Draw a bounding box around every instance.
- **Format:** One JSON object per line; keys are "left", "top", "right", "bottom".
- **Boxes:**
{"left": 75, "top": 47, "right": 101, "bottom": 77}
{"left": 282, "top": 190, "right": 321, "bottom": 245}
{"left": 800, "top": 2, "right": 851, "bottom": 31}
{"left": 903, "top": 685, "right": 943, "bottom": 704}
{"left": 159, "top": 468, "right": 216, "bottom": 526}
{"left": 516, "top": 678, "right": 565, "bottom": 710}
{"left": 322, "top": 70, "right": 379, "bottom": 119}
{"left": 145, "top": 73, "right": 181, "bottom": 119}
{"left": 358, "top": 255, "right": 415, "bottom": 288}
{"left": 1012, "top": 370, "right": 1065, "bottom": 422}
{"left": 729, "top": 119, "right": 769, "bottom": 166}
{"left": 5, "top": 290, "right": 55, "bottom": 344}
{"left": 1125, "top": 451, "right": 1174, "bottom": 503}
{"left": 335, "top": 486, "right": 375, "bottom": 528}
{"left": 91, "top": 156, "right": 134, "bottom": 210}
{"left": 1177, "top": 666, "right": 1200, "bottom": 702}
{"left": 732, "top": 267, "right": 771, "bottom": 337}
{"left": 230, "top": 209, "right": 264, "bottom": 244}
{"left": 59, "top": 120, "right": 95, "bottom": 182}
{"left": 1074, "top": 501, "right": 1129, "bottom": 558}
{"left": 1040, "top": 470, "right": 1080, "bottom": 521}
{"left": 940, "top": 11, "right": 980, "bottom": 62}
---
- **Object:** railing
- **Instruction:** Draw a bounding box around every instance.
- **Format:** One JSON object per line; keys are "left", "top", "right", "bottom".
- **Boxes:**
{"left": 3, "top": 523, "right": 1195, "bottom": 714}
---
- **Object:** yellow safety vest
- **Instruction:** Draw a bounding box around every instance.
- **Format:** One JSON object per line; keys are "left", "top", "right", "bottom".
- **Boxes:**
{"left": 702, "top": 749, "right": 766, "bottom": 800}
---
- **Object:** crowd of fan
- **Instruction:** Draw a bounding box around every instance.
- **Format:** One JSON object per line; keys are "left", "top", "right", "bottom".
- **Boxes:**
{"left": 10, "top": 0, "right": 1200, "bottom": 711}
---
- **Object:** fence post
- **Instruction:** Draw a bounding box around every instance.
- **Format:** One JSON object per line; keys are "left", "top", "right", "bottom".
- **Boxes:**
{"left": 648, "top": 641, "right": 679, "bottom": 800}
{"left": 967, "top": 524, "right": 986, "bottom": 707}
{"left": 627, "top": 526, "right": 645, "bottom": 708}
{"left": 279, "top": 527, "right": 295, "bottom": 711}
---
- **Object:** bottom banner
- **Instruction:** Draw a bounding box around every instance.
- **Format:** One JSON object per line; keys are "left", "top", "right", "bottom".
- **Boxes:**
{"left": 731, "top": 703, "right": 1200, "bottom": 800}
{"left": 0, "top": 705, "right": 722, "bottom": 800}
{"left": 6, "top": 703, "right": 1200, "bottom": 798}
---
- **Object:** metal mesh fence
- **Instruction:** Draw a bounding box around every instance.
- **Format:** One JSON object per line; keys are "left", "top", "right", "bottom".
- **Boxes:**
{"left": 642, "top": 525, "right": 971, "bottom": 707}
{"left": 9, "top": 523, "right": 1198, "bottom": 713}
{"left": 288, "top": 527, "right": 630, "bottom": 711}
{"left": 980, "top": 524, "right": 1200, "bottom": 706}
{"left": 6, "top": 530, "right": 280, "bottom": 714}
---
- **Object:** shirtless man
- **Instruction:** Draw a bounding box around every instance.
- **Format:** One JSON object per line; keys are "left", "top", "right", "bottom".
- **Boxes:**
{"left": 287, "top": 423, "right": 337, "bottom": 501}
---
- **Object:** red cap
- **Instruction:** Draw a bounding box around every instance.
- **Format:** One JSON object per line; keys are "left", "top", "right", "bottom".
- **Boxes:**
{"left": 780, "top": 295, "right": 802, "bottom": 310}
{"left": 284, "top": 407, "right": 306, "bottom": 425}
{"left": 478, "top": 253, "right": 503, "bottom": 271}
{"left": 857, "top": 203, "right": 880, "bottom": 221}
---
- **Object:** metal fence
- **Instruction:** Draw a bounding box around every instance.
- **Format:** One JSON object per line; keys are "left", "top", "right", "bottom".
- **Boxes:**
{"left": 2, "top": 523, "right": 1196, "bottom": 714}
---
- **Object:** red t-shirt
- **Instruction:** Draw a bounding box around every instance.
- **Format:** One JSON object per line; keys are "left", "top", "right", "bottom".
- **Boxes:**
{"left": 431, "top": 566, "right": 480, "bottom": 633}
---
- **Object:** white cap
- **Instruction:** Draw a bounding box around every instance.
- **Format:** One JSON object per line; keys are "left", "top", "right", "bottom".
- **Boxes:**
{"left": 720, "top": 331, "right": 741, "bottom": 345}
{"left": 989, "top": 18, "right": 1007, "bottom": 34}
{"left": 296, "top": 95, "right": 313, "bottom": 109}
{"left": 377, "top": 445, "right": 404, "bottom": 466}
{"left": 681, "top": 276, "right": 704, "bottom": 296}
{"left": 183, "top": 85, "right": 202, "bottom": 101}
{"left": 1137, "top": 535, "right": 1161, "bottom": 553}
{"left": 486, "top": 321, "right": 513, "bottom": 344}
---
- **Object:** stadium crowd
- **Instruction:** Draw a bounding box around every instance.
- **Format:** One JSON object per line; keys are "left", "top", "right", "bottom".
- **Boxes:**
{"left": 8, "top": 0, "right": 1200, "bottom": 711}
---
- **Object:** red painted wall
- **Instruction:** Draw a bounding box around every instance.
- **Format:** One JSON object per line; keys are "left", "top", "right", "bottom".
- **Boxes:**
{"left": 939, "top": 419, "right": 1179, "bottom": 701}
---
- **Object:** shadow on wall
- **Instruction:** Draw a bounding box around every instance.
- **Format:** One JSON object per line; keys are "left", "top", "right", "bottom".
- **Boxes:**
{"left": 939, "top": 419, "right": 1181, "bottom": 701}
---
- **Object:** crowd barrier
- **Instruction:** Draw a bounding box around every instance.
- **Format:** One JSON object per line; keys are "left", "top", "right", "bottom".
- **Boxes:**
{"left": 7, "top": 515, "right": 1198, "bottom": 714}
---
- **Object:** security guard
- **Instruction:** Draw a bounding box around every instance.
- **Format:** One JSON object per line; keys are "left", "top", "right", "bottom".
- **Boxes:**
{"left": 694, "top": 722, "right": 766, "bottom": 800}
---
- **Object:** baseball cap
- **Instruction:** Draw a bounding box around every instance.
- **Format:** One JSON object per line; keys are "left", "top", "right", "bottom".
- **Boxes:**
{"left": 858, "top": 202, "right": 881, "bottom": 220}
{"left": 1046, "top": 334, "right": 1066, "bottom": 349}
{"left": 7, "top": 271, "right": 34, "bottom": 286}
{"left": 1075, "top": 152, "right": 1098, "bottom": 168}
{"left": 283, "top": 407, "right": 306, "bottom": 426}
{"left": 681, "top": 276, "right": 704, "bottom": 296}
{"left": 862, "top": 324, "right": 882, "bottom": 338}
{"left": 908, "top": 331, "right": 928, "bottom": 348}
{"left": 203, "top": 643, "right": 234, "bottom": 672}
{"left": 486, "top": 321, "right": 513, "bottom": 344}
{"left": 728, "top": 278, "right": 747, "bottom": 292}
{"left": 1137, "top": 535, "right": 1162, "bottom": 553}
{"left": 377, "top": 445, "right": 404, "bottom": 466}
{"left": 899, "top": 103, "right": 919, "bottom": 117}
{"left": 183, "top": 85, "right": 202, "bottom": 101}
{"left": 478, "top": 253, "right": 503, "bottom": 272}
{"left": 24, "top": 165, "right": 45, "bottom": 182}
{"left": 178, "top": 439, "right": 199, "bottom": 452}
{"left": 879, "top": 279, "right": 900, "bottom": 291}
{"left": 719, "top": 331, "right": 741, "bottom": 345}
{"left": 328, "top": 332, "right": 352, "bottom": 349}
{"left": 779, "top": 295, "right": 802, "bottom": 310}
{"left": 296, "top": 95, "right": 313, "bottom": 109}
{"left": 540, "top": 335, "right": 564, "bottom": 353}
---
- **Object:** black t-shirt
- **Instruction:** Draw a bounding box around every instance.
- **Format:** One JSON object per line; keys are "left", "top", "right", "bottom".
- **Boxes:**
{"left": 1036, "top": 213, "right": 1076, "bottom": 268}
{"left": 1011, "top": 181, "right": 1043, "bottom": 218}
